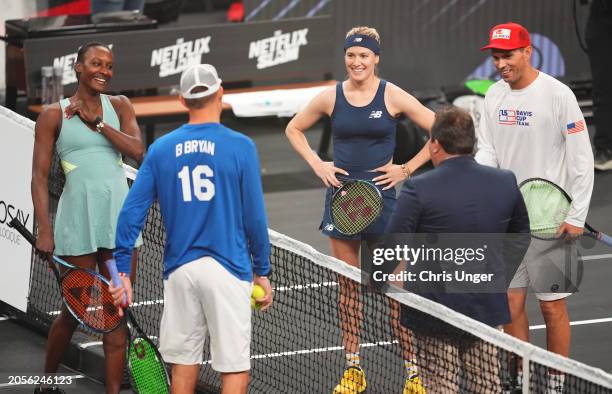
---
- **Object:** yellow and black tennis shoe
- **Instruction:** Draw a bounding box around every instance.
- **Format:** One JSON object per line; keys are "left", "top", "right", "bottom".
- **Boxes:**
{"left": 403, "top": 375, "right": 426, "bottom": 394}
{"left": 333, "top": 366, "right": 367, "bottom": 394}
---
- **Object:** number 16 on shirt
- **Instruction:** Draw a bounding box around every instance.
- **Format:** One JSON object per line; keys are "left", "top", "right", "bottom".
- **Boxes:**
{"left": 178, "top": 165, "right": 215, "bottom": 201}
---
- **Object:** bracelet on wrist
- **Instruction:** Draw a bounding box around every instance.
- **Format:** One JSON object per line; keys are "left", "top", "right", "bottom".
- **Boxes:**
{"left": 401, "top": 163, "right": 412, "bottom": 179}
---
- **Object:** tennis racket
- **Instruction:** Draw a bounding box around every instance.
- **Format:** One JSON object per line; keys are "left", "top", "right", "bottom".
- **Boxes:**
{"left": 9, "top": 218, "right": 123, "bottom": 332}
{"left": 105, "top": 259, "right": 170, "bottom": 394}
{"left": 330, "top": 178, "right": 383, "bottom": 235}
{"left": 519, "top": 178, "right": 612, "bottom": 246}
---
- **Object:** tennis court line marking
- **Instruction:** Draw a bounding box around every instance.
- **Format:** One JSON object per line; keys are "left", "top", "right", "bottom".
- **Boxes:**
{"left": 131, "top": 299, "right": 165, "bottom": 307}
{"left": 201, "top": 340, "right": 398, "bottom": 364}
{"left": 76, "top": 335, "right": 159, "bottom": 349}
{"left": 47, "top": 283, "right": 338, "bottom": 315}
{"left": 530, "top": 317, "right": 612, "bottom": 330}
{"left": 45, "top": 253, "right": 612, "bottom": 315}
{"left": 0, "top": 375, "right": 85, "bottom": 388}
{"left": 202, "top": 316, "right": 612, "bottom": 362}
{"left": 274, "top": 281, "right": 338, "bottom": 292}
{"left": 79, "top": 341, "right": 103, "bottom": 349}
{"left": 48, "top": 250, "right": 611, "bottom": 316}
{"left": 198, "top": 316, "right": 612, "bottom": 363}
{"left": 580, "top": 253, "right": 612, "bottom": 261}
{"left": 48, "top": 298, "right": 166, "bottom": 315}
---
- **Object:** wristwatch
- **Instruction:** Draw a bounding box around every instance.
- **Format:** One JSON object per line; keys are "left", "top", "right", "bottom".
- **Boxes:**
{"left": 94, "top": 116, "right": 104, "bottom": 133}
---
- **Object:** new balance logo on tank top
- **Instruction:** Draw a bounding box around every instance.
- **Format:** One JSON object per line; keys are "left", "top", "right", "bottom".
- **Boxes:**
{"left": 331, "top": 80, "right": 397, "bottom": 172}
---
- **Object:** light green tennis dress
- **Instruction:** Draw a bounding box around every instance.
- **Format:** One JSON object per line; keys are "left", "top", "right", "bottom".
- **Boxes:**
{"left": 54, "top": 94, "right": 142, "bottom": 256}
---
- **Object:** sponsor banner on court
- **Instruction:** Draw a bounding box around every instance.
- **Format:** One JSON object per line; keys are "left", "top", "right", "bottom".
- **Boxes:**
{"left": 150, "top": 37, "right": 211, "bottom": 78}
{"left": 23, "top": 16, "right": 332, "bottom": 99}
{"left": 0, "top": 106, "right": 35, "bottom": 312}
{"left": 248, "top": 28, "right": 309, "bottom": 69}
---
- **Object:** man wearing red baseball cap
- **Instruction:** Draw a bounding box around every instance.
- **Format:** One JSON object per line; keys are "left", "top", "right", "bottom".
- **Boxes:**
{"left": 480, "top": 22, "right": 531, "bottom": 51}
{"left": 479, "top": 22, "right": 537, "bottom": 89}
{"left": 475, "top": 22, "right": 594, "bottom": 393}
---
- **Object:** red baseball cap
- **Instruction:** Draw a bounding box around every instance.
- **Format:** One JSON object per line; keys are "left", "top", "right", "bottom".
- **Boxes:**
{"left": 480, "top": 22, "right": 531, "bottom": 51}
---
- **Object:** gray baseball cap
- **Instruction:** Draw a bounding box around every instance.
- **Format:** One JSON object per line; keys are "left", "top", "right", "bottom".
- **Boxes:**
{"left": 179, "top": 64, "right": 222, "bottom": 99}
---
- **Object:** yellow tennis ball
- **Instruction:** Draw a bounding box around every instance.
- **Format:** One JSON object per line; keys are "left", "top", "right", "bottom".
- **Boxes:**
{"left": 251, "top": 284, "right": 266, "bottom": 310}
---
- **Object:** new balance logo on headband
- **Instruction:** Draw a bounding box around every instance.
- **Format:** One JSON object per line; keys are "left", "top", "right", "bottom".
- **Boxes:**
{"left": 369, "top": 111, "right": 382, "bottom": 119}
{"left": 344, "top": 34, "right": 380, "bottom": 55}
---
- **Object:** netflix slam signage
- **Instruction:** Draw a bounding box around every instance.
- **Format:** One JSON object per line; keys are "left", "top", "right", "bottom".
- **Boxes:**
{"left": 24, "top": 16, "right": 332, "bottom": 98}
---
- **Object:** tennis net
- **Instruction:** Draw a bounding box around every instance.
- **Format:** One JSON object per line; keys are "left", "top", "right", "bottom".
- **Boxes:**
{"left": 19, "top": 153, "right": 612, "bottom": 393}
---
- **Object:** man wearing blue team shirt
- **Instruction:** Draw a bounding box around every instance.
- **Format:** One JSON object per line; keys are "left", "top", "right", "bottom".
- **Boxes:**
{"left": 111, "top": 64, "right": 272, "bottom": 394}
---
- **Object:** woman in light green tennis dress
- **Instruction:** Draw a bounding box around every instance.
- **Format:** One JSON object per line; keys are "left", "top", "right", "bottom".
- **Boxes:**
{"left": 54, "top": 93, "right": 142, "bottom": 254}
{"left": 31, "top": 42, "right": 144, "bottom": 394}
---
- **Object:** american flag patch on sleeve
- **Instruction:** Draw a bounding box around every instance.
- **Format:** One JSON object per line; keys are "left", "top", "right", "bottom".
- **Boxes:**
{"left": 567, "top": 120, "right": 585, "bottom": 134}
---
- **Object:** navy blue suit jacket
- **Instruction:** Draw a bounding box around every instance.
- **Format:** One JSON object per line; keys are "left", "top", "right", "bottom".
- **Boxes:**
{"left": 387, "top": 155, "right": 530, "bottom": 327}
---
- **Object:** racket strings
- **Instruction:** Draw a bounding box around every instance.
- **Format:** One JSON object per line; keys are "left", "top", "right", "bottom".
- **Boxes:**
{"left": 520, "top": 181, "right": 571, "bottom": 238}
{"left": 61, "top": 270, "right": 122, "bottom": 332}
{"left": 332, "top": 182, "right": 382, "bottom": 235}
{"left": 128, "top": 337, "right": 169, "bottom": 393}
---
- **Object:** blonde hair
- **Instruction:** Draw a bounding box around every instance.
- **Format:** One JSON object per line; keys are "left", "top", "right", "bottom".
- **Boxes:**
{"left": 345, "top": 26, "right": 381, "bottom": 44}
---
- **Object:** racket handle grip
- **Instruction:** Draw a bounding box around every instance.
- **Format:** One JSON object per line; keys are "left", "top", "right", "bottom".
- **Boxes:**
{"left": 9, "top": 218, "right": 35, "bottom": 246}
{"left": 598, "top": 232, "right": 612, "bottom": 248}
{"left": 105, "top": 259, "right": 127, "bottom": 305}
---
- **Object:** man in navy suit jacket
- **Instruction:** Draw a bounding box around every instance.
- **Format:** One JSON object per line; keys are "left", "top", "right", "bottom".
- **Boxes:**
{"left": 386, "top": 107, "right": 530, "bottom": 392}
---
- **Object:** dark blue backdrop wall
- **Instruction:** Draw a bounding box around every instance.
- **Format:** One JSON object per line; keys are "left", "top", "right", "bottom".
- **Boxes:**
{"left": 244, "top": 0, "right": 592, "bottom": 92}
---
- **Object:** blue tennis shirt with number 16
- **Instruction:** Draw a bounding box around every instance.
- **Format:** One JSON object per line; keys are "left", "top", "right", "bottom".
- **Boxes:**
{"left": 113, "top": 122, "right": 271, "bottom": 281}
